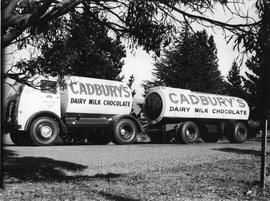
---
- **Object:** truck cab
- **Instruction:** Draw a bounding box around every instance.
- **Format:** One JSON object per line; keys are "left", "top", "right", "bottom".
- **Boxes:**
{"left": 5, "top": 77, "right": 143, "bottom": 146}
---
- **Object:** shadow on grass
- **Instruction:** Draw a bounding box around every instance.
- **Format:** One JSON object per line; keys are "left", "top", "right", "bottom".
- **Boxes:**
{"left": 3, "top": 149, "right": 87, "bottom": 182}
{"left": 3, "top": 149, "right": 18, "bottom": 158}
{"left": 249, "top": 137, "right": 270, "bottom": 142}
{"left": 3, "top": 149, "right": 124, "bottom": 183}
{"left": 213, "top": 147, "right": 270, "bottom": 156}
{"left": 98, "top": 191, "right": 141, "bottom": 201}
{"left": 3, "top": 149, "right": 140, "bottom": 200}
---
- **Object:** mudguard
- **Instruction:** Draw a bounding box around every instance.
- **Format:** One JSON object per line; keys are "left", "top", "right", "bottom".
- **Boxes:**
{"left": 24, "top": 111, "right": 68, "bottom": 134}
{"left": 109, "top": 114, "right": 144, "bottom": 133}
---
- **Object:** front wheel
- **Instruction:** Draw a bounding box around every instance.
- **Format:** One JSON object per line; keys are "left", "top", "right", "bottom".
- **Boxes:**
{"left": 30, "top": 117, "right": 60, "bottom": 146}
{"left": 112, "top": 119, "right": 137, "bottom": 145}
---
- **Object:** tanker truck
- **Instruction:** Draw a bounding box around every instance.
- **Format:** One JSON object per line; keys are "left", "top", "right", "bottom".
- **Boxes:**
{"left": 143, "top": 86, "right": 250, "bottom": 144}
{"left": 5, "top": 76, "right": 143, "bottom": 146}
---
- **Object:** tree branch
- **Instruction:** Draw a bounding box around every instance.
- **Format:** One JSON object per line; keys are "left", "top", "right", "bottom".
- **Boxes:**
{"left": 40, "top": 0, "right": 84, "bottom": 22}
{"left": 29, "top": 0, "right": 54, "bottom": 22}
{"left": 158, "top": 1, "right": 261, "bottom": 34}
{"left": 2, "top": 0, "right": 21, "bottom": 19}
{"left": 1, "top": 27, "right": 26, "bottom": 48}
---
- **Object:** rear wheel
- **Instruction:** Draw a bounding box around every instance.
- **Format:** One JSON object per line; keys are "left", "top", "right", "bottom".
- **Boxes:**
{"left": 112, "top": 119, "right": 137, "bottom": 145}
{"left": 225, "top": 121, "right": 248, "bottom": 143}
{"left": 176, "top": 121, "right": 199, "bottom": 144}
{"left": 30, "top": 117, "right": 60, "bottom": 146}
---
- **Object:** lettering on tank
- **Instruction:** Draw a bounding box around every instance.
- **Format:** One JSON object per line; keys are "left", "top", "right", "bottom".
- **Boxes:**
{"left": 69, "top": 81, "right": 131, "bottom": 108}
{"left": 167, "top": 92, "right": 248, "bottom": 117}
{"left": 69, "top": 82, "right": 131, "bottom": 98}
{"left": 168, "top": 92, "right": 247, "bottom": 108}
{"left": 70, "top": 98, "right": 130, "bottom": 107}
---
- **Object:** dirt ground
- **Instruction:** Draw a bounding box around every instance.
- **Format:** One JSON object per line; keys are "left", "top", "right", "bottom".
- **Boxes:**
{"left": 1, "top": 138, "right": 270, "bottom": 200}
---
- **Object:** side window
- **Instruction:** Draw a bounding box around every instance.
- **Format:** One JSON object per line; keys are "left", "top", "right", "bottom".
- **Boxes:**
{"left": 40, "top": 80, "right": 57, "bottom": 94}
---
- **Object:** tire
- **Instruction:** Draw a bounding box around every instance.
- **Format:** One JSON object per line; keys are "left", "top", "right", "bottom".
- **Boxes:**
{"left": 225, "top": 121, "right": 248, "bottom": 143}
{"left": 10, "top": 131, "right": 32, "bottom": 145}
{"left": 112, "top": 119, "right": 137, "bottom": 145}
{"left": 30, "top": 117, "right": 60, "bottom": 146}
{"left": 176, "top": 121, "right": 199, "bottom": 144}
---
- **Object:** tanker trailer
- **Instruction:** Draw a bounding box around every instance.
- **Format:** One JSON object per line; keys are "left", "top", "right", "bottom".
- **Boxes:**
{"left": 144, "top": 86, "right": 250, "bottom": 144}
{"left": 5, "top": 76, "right": 143, "bottom": 146}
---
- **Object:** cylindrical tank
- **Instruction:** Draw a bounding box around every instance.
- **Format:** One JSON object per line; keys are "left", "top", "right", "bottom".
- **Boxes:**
{"left": 144, "top": 86, "right": 250, "bottom": 123}
{"left": 60, "top": 76, "right": 133, "bottom": 116}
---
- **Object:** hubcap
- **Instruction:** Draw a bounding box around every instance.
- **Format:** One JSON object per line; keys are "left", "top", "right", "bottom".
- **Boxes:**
{"left": 237, "top": 127, "right": 246, "bottom": 139}
{"left": 40, "top": 126, "right": 53, "bottom": 138}
{"left": 186, "top": 127, "right": 196, "bottom": 140}
{"left": 120, "top": 128, "right": 126, "bottom": 135}
{"left": 120, "top": 125, "right": 133, "bottom": 139}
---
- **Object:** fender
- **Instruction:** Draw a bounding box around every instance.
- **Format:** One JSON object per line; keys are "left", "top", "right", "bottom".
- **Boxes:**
{"left": 109, "top": 114, "right": 145, "bottom": 133}
{"left": 24, "top": 111, "right": 68, "bottom": 134}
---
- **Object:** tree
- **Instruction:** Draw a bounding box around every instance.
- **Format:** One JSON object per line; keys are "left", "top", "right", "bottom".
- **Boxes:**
{"left": 142, "top": 79, "right": 163, "bottom": 97}
{"left": 242, "top": 1, "right": 270, "bottom": 120}
{"left": 2, "top": 1, "right": 260, "bottom": 52}
{"left": 146, "top": 29, "right": 225, "bottom": 94}
{"left": 7, "top": 9, "right": 126, "bottom": 83}
{"left": 127, "top": 74, "right": 136, "bottom": 97}
{"left": 2, "top": 1, "right": 267, "bottom": 114}
{"left": 259, "top": 0, "right": 270, "bottom": 120}
{"left": 226, "top": 60, "right": 246, "bottom": 98}
{"left": 243, "top": 55, "right": 263, "bottom": 120}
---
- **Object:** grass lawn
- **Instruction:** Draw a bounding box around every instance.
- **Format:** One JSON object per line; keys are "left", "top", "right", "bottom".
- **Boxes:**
{"left": 1, "top": 154, "right": 270, "bottom": 201}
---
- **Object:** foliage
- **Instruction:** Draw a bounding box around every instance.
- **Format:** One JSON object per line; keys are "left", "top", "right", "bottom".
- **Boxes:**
{"left": 226, "top": 60, "right": 246, "bottom": 98}
{"left": 145, "top": 28, "right": 225, "bottom": 94}
{"left": 6, "top": 9, "right": 126, "bottom": 84}
{"left": 242, "top": 1, "right": 270, "bottom": 120}
{"left": 258, "top": 0, "right": 270, "bottom": 119}
{"left": 243, "top": 52, "right": 263, "bottom": 120}
{"left": 127, "top": 74, "right": 136, "bottom": 97}
{"left": 142, "top": 79, "right": 164, "bottom": 97}
{"left": 2, "top": 1, "right": 267, "bottom": 116}
{"left": 2, "top": 1, "right": 260, "bottom": 53}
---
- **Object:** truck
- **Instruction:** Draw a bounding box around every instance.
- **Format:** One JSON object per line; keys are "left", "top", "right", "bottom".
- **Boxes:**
{"left": 5, "top": 76, "right": 143, "bottom": 146}
{"left": 143, "top": 86, "right": 250, "bottom": 144}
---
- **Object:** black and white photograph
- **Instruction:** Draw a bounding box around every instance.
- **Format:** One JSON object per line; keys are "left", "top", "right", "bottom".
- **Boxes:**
{"left": 1, "top": 0, "right": 270, "bottom": 200}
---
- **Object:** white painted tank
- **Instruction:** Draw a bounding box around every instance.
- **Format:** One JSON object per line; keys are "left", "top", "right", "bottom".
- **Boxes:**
{"left": 60, "top": 76, "right": 133, "bottom": 115}
{"left": 144, "top": 86, "right": 250, "bottom": 123}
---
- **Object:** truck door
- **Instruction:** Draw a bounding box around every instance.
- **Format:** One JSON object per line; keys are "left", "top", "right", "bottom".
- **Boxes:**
{"left": 17, "top": 80, "right": 61, "bottom": 130}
